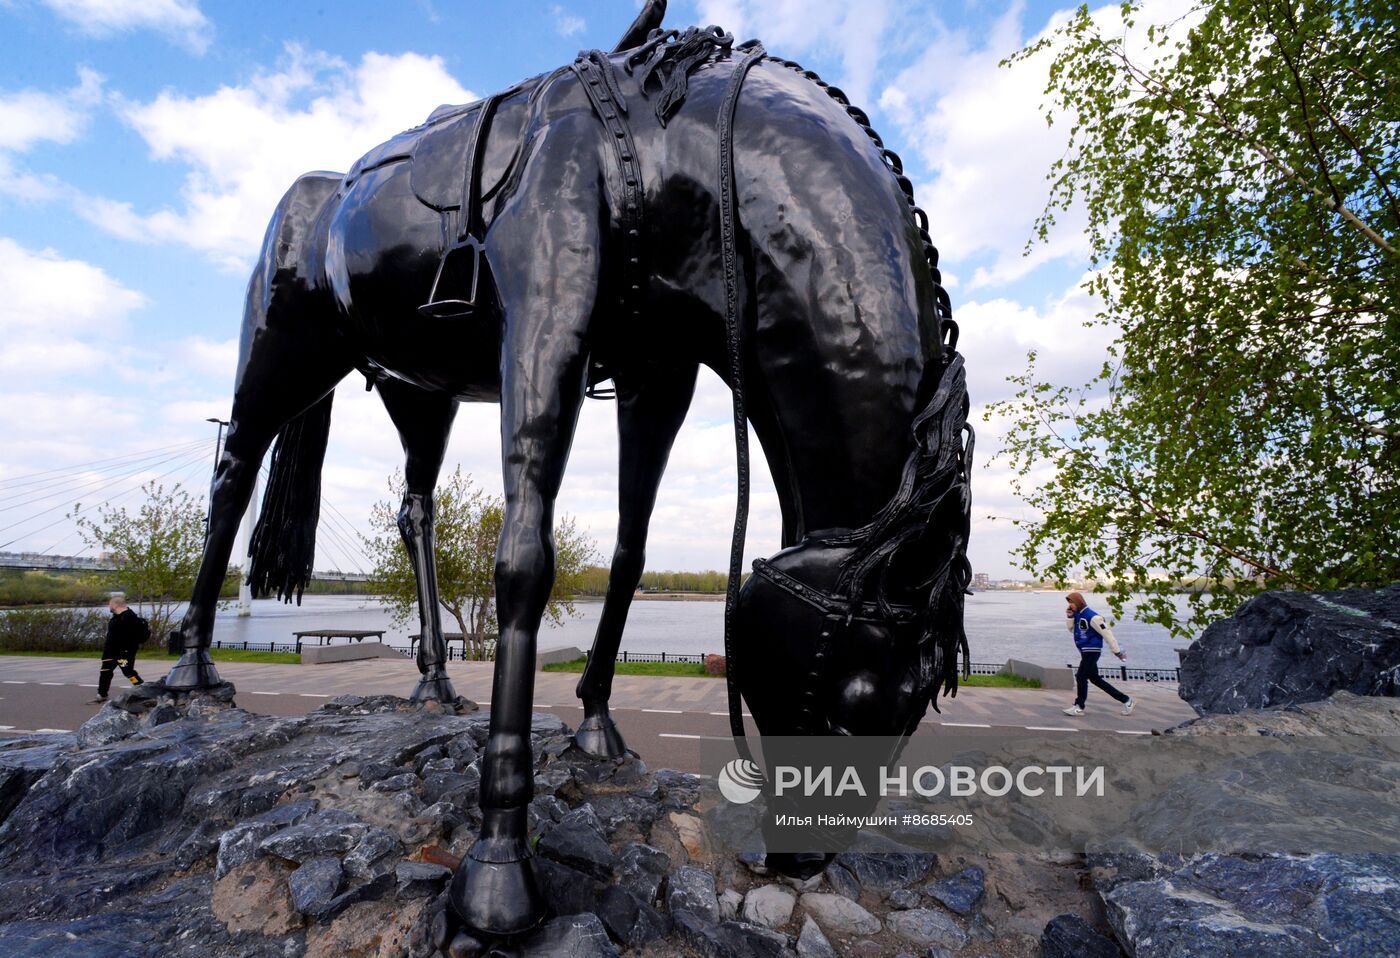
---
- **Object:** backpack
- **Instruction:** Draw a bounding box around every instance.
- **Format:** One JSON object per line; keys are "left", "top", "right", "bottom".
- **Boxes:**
{"left": 130, "top": 611, "right": 152, "bottom": 650}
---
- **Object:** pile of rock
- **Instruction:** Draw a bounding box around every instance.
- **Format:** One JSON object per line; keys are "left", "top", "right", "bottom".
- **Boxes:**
{"left": 1, "top": 690, "right": 1089, "bottom": 957}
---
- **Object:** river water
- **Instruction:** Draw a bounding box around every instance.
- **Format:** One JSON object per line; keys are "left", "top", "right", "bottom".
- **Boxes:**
{"left": 199, "top": 591, "right": 1190, "bottom": 669}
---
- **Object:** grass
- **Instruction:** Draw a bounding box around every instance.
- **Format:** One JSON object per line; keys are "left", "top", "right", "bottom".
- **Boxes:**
{"left": 542, "top": 657, "right": 1042, "bottom": 687}
{"left": 0, "top": 648, "right": 302, "bottom": 665}
{"left": 960, "top": 672, "right": 1041, "bottom": 689}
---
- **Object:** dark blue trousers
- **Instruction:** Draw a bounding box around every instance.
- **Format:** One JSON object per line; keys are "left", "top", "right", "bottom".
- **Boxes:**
{"left": 1075, "top": 650, "right": 1128, "bottom": 708}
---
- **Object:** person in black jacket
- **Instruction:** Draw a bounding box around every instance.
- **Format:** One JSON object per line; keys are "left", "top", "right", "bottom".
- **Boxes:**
{"left": 92, "top": 594, "right": 147, "bottom": 702}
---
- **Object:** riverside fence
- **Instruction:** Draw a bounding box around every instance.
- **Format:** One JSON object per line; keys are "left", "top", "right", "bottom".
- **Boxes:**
{"left": 182, "top": 640, "right": 1182, "bottom": 680}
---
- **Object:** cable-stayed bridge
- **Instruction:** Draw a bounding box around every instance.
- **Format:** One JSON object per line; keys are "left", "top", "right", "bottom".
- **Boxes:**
{"left": 0, "top": 438, "right": 374, "bottom": 577}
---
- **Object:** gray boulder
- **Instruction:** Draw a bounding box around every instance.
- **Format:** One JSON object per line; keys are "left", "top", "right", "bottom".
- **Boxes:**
{"left": 923, "top": 865, "right": 984, "bottom": 915}
{"left": 535, "top": 858, "right": 607, "bottom": 917}
{"left": 833, "top": 846, "right": 936, "bottom": 894}
{"left": 259, "top": 809, "right": 368, "bottom": 862}
{"left": 1040, "top": 913, "right": 1122, "bottom": 958}
{"left": 518, "top": 913, "right": 619, "bottom": 958}
{"left": 1094, "top": 849, "right": 1400, "bottom": 958}
{"left": 343, "top": 826, "right": 401, "bottom": 880}
{"left": 799, "top": 892, "right": 880, "bottom": 937}
{"left": 1179, "top": 584, "right": 1400, "bottom": 714}
{"left": 598, "top": 883, "right": 671, "bottom": 948}
{"left": 741, "top": 883, "right": 796, "bottom": 929}
{"left": 885, "top": 908, "right": 967, "bottom": 949}
{"left": 618, "top": 842, "right": 671, "bottom": 903}
{"left": 287, "top": 856, "right": 343, "bottom": 916}
{"left": 673, "top": 911, "right": 792, "bottom": 958}
{"left": 668, "top": 864, "right": 720, "bottom": 922}
{"left": 796, "top": 915, "right": 839, "bottom": 958}
{"left": 537, "top": 805, "right": 616, "bottom": 880}
{"left": 395, "top": 860, "right": 451, "bottom": 897}
{"left": 75, "top": 705, "right": 143, "bottom": 747}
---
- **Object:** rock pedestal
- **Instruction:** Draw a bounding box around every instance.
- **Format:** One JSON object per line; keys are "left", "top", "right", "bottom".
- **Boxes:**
{"left": 1, "top": 679, "right": 1397, "bottom": 956}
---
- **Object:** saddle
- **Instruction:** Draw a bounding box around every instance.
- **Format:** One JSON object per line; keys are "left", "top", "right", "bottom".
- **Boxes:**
{"left": 416, "top": 0, "right": 670, "bottom": 320}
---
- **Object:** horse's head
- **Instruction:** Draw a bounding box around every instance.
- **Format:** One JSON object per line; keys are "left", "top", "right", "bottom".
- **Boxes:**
{"left": 732, "top": 534, "right": 966, "bottom": 738}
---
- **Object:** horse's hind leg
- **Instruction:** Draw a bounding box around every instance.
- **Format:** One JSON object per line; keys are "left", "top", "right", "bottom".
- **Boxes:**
{"left": 167, "top": 174, "right": 354, "bottom": 688}
{"left": 574, "top": 362, "right": 698, "bottom": 758}
{"left": 375, "top": 376, "right": 464, "bottom": 705}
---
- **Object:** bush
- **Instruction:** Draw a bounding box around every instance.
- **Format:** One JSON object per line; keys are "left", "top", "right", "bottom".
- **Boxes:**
{"left": 0, "top": 607, "right": 107, "bottom": 652}
{"left": 703, "top": 654, "right": 727, "bottom": 677}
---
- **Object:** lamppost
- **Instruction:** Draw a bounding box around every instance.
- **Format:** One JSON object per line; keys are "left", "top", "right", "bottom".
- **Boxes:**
{"left": 204, "top": 417, "right": 258, "bottom": 617}
{"left": 204, "top": 418, "right": 228, "bottom": 545}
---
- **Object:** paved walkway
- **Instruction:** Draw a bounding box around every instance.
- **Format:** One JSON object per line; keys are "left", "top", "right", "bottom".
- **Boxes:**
{"left": 0, "top": 655, "right": 1196, "bottom": 737}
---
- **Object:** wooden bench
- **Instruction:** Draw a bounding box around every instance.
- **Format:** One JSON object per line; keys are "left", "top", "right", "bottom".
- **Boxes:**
{"left": 293, "top": 629, "right": 386, "bottom": 649}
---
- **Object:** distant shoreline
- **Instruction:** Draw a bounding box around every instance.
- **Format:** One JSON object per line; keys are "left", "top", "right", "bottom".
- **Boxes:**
{"left": 629, "top": 592, "right": 726, "bottom": 602}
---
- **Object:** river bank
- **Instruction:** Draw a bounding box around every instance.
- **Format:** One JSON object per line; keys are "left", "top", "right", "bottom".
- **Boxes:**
{"left": 9, "top": 591, "right": 1191, "bottom": 669}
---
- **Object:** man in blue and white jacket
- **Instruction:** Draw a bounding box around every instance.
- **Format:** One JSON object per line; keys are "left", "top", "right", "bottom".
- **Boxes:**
{"left": 1062, "top": 591, "right": 1133, "bottom": 717}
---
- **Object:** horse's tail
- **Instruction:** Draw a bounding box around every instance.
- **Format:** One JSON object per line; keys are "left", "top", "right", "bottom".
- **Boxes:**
{"left": 247, "top": 391, "right": 335, "bottom": 603}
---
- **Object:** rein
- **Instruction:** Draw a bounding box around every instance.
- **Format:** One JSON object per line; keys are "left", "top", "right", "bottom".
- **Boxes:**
{"left": 717, "top": 41, "right": 769, "bottom": 748}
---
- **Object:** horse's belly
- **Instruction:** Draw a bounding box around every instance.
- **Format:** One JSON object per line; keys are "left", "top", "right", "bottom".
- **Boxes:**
{"left": 327, "top": 161, "right": 502, "bottom": 399}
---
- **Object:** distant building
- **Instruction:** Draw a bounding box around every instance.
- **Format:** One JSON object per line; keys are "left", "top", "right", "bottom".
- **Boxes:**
{"left": 972, "top": 573, "right": 990, "bottom": 590}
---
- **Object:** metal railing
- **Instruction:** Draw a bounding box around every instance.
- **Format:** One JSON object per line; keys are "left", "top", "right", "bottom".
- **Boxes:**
{"left": 967, "top": 660, "right": 1178, "bottom": 682}
{"left": 194, "top": 641, "right": 1180, "bottom": 679}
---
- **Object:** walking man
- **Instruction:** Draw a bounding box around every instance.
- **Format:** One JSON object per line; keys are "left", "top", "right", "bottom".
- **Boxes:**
{"left": 92, "top": 594, "right": 148, "bottom": 703}
{"left": 1061, "top": 591, "right": 1133, "bottom": 717}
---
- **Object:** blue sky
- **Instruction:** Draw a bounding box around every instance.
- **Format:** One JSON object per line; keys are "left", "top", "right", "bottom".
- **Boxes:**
{"left": 0, "top": 0, "right": 1157, "bottom": 577}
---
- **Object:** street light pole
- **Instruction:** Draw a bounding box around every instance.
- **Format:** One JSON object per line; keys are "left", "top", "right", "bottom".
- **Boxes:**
{"left": 204, "top": 417, "right": 260, "bottom": 618}
{"left": 204, "top": 418, "right": 228, "bottom": 547}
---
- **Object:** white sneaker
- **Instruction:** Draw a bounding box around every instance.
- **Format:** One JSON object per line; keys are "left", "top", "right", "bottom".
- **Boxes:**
{"left": 1062, "top": 705, "right": 1084, "bottom": 716}
{"left": 1122, "top": 698, "right": 1135, "bottom": 715}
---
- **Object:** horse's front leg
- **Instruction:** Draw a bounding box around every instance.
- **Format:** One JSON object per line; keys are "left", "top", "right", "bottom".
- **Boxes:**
{"left": 375, "top": 376, "right": 463, "bottom": 705}
{"left": 575, "top": 364, "right": 698, "bottom": 758}
{"left": 450, "top": 113, "right": 603, "bottom": 936}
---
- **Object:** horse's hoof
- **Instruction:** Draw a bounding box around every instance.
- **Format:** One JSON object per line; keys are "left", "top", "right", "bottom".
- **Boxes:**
{"left": 410, "top": 672, "right": 460, "bottom": 706}
{"left": 765, "top": 850, "right": 834, "bottom": 880}
{"left": 574, "top": 713, "right": 628, "bottom": 759}
{"left": 164, "top": 649, "right": 221, "bottom": 690}
{"left": 449, "top": 854, "right": 545, "bottom": 937}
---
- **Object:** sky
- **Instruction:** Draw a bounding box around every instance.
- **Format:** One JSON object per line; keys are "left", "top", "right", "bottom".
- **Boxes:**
{"left": 0, "top": 0, "right": 1157, "bottom": 579}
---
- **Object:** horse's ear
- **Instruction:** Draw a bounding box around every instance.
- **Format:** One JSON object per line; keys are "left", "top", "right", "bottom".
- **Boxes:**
{"left": 612, "top": 0, "right": 665, "bottom": 52}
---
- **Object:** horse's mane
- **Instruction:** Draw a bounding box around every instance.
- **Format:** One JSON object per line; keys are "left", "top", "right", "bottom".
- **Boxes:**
{"left": 759, "top": 55, "right": 972, "bottom": 701}
{"left": 625, "top": 26, "right": 736, "bottom": 125}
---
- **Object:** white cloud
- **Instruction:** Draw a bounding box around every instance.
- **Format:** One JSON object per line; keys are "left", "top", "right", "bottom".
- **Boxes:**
{"left": 551, "top": 4, "right": 586, "bottom": 37}
{"left": 38, "top": 0, "right": 212, "bottom": 54}
{"left": 0, "top": 68, "right": 103, "bottom": 153}
{"left": 697, "top": 0, "right": 892, "bottom": 106}
{"left": 88, "top": 45, "right": 474, "bottom": 269}
{"left": 0, "top": 236, "right": 146, "bottom": 339}
{"left": 880, "top": 0, "right": 1197, "bottom": 291}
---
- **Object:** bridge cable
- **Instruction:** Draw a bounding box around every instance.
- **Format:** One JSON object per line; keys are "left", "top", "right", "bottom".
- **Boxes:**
{"left": 0, "top": 447, "right": 212, "bottom": 550}
{"left": 0, "top": 440, "right": 207, "bottom": 492}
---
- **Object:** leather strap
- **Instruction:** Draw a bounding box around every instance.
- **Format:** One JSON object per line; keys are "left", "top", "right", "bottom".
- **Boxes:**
{"left": 751, "top": 557, "right": 918, "bottom": 623}
{"left": 717, "top": 43, "right": 766, "bottom": 744}
{"left": 572, "top": 51, "right": 648, "bottom": 323}
{"left": 455, "top": 93, "right": 503, "bottom": 245}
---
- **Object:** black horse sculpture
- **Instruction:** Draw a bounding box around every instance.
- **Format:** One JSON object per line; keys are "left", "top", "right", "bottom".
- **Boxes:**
{"left": 164, "top": 1, "right": 972, "bottom": 935}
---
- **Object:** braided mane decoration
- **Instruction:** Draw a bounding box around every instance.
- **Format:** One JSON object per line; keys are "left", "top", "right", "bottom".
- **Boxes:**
{"left": 765, "top": 55, "right": 974, "bottom": 707}
{"left": 626, "top": 26, "right": 736, "bottom": 125}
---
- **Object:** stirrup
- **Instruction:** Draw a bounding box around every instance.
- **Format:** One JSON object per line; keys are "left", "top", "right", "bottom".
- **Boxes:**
{"left": 419, "top": 237, "right": 484, "bottom": 319}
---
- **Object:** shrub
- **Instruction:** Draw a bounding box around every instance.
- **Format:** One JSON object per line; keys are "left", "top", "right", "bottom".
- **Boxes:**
{"left": 0, "top": 607, "right": 107, "bottom": 652}
{"left": 704, "top": 654, "right": 727, "bottom": 677}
